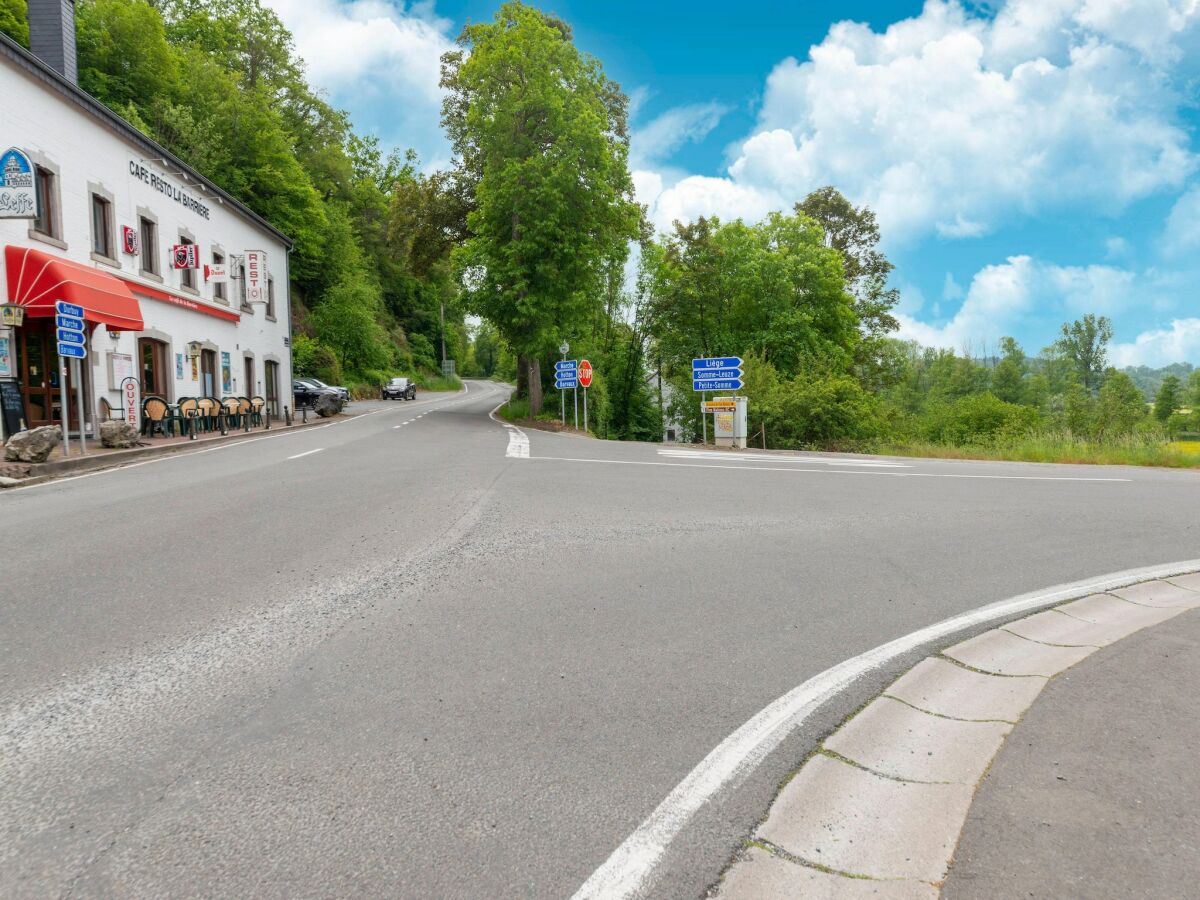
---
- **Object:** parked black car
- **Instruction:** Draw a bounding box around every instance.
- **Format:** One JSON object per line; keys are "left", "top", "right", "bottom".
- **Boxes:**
{"left": 382, "top": 377, "right": 417, "bottom": 400}
{"left": 304, "top": 377, "right": 351, "bottom": 404}
{"left": 293, "top": 379, "right": 340, "bottom": 409}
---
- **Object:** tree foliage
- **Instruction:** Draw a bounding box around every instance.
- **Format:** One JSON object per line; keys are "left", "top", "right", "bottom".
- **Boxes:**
{"left": 441, "top": 1, "right": 640, "bottom": 413}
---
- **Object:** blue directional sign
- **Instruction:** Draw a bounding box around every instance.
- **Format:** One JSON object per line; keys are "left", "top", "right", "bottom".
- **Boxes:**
{"left": 555, "top": 360, "right": 578, "bottom": 373}
{"left": 555, "top": 377, "right": 578, "bottom": 390}
{"left": 693, "top": 367, "right": 742, "bottom": 381}
{"left": 58, "top": 342, "right": 86, "bottom": 359}
{"left": 56, "top": 313, "right": 84, "bottom": 331}
{"left": 692, "top": 356, "right": 742, "bottom": 371}
{"left": 57, "top": 329, "right": 85, "bottom": 344}
{"left": 693, "top": 377, "right": 743, "bottom": 391}
{"left": 55, "top": 300, "right": 84, "bottom": 318}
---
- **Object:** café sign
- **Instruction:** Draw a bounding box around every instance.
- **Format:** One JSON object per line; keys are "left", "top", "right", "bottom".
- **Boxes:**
{"left": 128, "top": 159, "right": 211, "bottom": 219}
{"left": 0, "top": 147, "right": 36, "bottom": 219}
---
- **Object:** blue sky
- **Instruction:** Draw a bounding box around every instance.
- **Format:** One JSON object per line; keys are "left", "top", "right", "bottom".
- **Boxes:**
{"left": 265, "top": 0, "right": 1200, "bottom": 366}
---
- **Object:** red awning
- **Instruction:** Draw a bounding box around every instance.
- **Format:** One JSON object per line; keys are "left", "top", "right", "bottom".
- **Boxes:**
{"left": 5, "top": 245, "right": 144, "bottom": 331}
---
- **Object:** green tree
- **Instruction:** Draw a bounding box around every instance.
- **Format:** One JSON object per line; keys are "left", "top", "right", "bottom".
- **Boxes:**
{"left": 441, "top": 1, "right": 639, "bottom": 415}
{"left": 1063, "top": 380, "right": 1096, "bottom": 436}
{"left": 0, "top": 0, "right": 28, "bottom": 45}
{"left": 1051, "top": 314, "right": 1113, "bottom": 393}
{"left": 1154, "top": 374, "right": 1182, "bottom": 423}
{"left": 796, "top": 187, "right": 900, "bottom": 385}
{"left": 990, "top": 336, "right": 1027, "bottom": 404}
{"left": 1187, "top": 370, "right": 1200, "bottom": 410}
{"left": 1096, "top": 370, "right": 1146, "bottom": 436}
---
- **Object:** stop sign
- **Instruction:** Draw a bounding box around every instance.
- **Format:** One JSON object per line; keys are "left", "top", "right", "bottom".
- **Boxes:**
{"left": 578, "top": 359, "right": 594, "bottom": 388}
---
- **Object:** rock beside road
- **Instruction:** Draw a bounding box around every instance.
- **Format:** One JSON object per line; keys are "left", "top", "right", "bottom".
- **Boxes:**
{"left": 100, "top": 420, "right": 140, "bottom": 449}
{"left": 4, "top": 425, "right": 62, "bottom": 462}
{"left": 314, "top": 393, "right": 343, "bottom": 418}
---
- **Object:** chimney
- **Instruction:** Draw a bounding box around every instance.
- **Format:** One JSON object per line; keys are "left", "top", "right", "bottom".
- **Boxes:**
{"left": 27, "top": 0, "right": 78, "bottom": 85}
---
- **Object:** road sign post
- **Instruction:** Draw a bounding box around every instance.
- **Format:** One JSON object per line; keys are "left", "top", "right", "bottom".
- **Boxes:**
{"left": 578, "top": 360, "right": 593, "bottom": 433}
{"left": 693, "top": 357, "right": 744, "bottom": 446}
{"left": 73, "top": 357, "right": 87, "bottom": 455}
{"left": 53, "top": 302, "right": 87, "bottom": 458}
{"left": 554, "top": 358, "right": 578, "bottom": 425}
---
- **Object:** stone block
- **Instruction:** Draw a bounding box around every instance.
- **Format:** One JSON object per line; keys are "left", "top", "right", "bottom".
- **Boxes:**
{"left": 1003, "top": 609, "right": 1127, "bottom": 647}
{"left": 824, "top": 696, "right": 1010, "bottom": 784}
{"left": 718, "top": 847, "right": 937, "bottom": 899}
{"left": 943, "top": 628, "right": 1095, "bottom": 677}
{"left": 1055, "top": 593, "right": 1183, "bottom": 629}
{"left": 885, "top": 657, "right": 1046, "bottom": 723}
{"left": 1111, "top": 580, "right": 1200, "bottom": 609}
{"left": 758, "top": 754, "right": 974, "bottom": 882}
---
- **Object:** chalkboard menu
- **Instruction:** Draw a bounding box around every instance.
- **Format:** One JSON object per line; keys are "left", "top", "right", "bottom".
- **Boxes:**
{"left": 0, "top": 381, "right": 23, "bottom": 437}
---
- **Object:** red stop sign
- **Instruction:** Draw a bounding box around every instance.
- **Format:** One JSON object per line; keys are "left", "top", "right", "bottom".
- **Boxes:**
{"left": 578, "top": 359, "right": 594, "bottom": 388}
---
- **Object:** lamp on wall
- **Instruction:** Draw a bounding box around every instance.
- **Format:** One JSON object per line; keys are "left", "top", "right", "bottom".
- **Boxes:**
{"left": 108, "top": 329, "right": 122, "bottom": 344}
{"left": 186, "top": 341, "right": 202, "bottom": 360}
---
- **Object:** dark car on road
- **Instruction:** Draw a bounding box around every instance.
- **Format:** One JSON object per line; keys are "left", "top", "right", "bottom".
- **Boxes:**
{"left": 293, "top": 379, "right": 340, "bottom": 409}
{"left": 382, "top": 377, "right": 417, "bottom": 400}
{"left": 304, "top": 377, "right": 350, "bottom": 404}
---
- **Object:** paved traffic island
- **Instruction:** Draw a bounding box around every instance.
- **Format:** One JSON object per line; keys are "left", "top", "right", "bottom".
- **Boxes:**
{"left": 714, "top": 575, "right": 1200, "bottom": 898}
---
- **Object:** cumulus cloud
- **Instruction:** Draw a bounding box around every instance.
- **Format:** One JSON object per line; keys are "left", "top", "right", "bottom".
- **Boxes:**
{"left": 641, "top": 0, "right": 1197, "bottom": 238}
{"left": 263, "top": 0, "right": 455, "bottom": 163}
{"left": 1164, "top": 185, "right": 1200, "bottom": 256}
{"left": 630, "top": 102, "right": 728, "bottom": 170}
{"left": 895, "top": 256, "right": 1149, "bottom": 351}
{"left": 1112, "top": 319, "right": 1200, "bottom": 367}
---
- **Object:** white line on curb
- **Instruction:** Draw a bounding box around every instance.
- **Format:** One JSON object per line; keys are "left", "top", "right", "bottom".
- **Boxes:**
{"left": 488, "top": 399, "right": 530, "bottom": 458}
{"left": 286, "top": 448, "right": 324, "bottom": 460}
{"left": 571, "top": 558, "right": 1200, "bottom": 900}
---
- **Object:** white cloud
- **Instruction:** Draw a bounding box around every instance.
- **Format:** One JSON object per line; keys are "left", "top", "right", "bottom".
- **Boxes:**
{"left": 263, "top": 0, "right": 455, "bottom": 163}
{"left": 896, "top": 255, "right": 1146, "bottom": 350}
{"left": 639, "top": 0, "right": 1198, "bottom": 239}
{"left": 1164, "top": 185, "right": 1200, "bottom": 256}
{"left": 1112, "top": 319, "right": 1200, "bottom": 366}
{"left": 630, "top": 102, "right": 728, "bottom": 170}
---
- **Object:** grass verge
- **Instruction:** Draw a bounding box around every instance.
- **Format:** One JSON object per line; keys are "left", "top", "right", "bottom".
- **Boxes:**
{"left": 877, "top": 433, "right": 1200, "bottom": 468}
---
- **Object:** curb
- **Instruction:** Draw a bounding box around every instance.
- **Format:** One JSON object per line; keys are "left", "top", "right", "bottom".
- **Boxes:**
{"left": 713, "top": 573, "right": 1200, "bottom": 898}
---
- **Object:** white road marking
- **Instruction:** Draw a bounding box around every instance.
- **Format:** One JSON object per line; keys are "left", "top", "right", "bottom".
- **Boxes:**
{"left": 529, "top": 455, "right": 1132, "bottom": 483}
{"left": 658, "top": 449, "right": 909, "bottom": 468}
{"left": 487, "top": 399, "right": 530, "bottom": 458}
{"left": 286, "top": 448, "right": 324, "bottom": 460}
{"left": 571, "top": 558, "right": 1200, "bottom": 900}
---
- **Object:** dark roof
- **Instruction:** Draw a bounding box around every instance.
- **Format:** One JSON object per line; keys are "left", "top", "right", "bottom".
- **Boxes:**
{"left": 0, "top": 32, "right": 292, "bottom": 247}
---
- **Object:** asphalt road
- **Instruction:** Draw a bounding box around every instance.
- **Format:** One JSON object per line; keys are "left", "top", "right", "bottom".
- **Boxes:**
{"left": 2, "top": 380, "right": 1198, "bottom": 898}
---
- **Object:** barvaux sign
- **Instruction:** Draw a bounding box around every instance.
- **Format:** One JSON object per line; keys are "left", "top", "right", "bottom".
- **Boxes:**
{"left": 0, "top": 147, "right": 36, "bottom": 219}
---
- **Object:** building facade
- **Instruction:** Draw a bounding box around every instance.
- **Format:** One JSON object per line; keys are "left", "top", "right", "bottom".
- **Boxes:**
{"left": 0, "top": 18, "right": 292, "bottom": 442}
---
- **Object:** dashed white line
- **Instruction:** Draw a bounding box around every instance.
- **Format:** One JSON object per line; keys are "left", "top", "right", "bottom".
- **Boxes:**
{"left": 286, "top": 448, "right": 324, "bottom": 460}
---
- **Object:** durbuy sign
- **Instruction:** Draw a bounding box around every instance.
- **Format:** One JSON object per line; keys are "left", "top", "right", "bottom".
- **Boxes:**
{"left": 128, "top": 160, "right": 211, "bottom": 220}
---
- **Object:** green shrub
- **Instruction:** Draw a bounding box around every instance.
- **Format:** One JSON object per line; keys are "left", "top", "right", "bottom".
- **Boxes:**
{"left": 920, "top": 393, "right": 1039, "bottom": 444}
{"left": 760, "top": 372, "right": 884, "bottom": 448}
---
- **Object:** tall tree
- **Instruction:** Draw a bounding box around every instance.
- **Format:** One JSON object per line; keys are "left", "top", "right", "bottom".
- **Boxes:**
{"left": 1051, "top": 314, "right": 1113, "bottom": 393}
{"left": 441, "top": 1, "right": 639, "bottom": 414}
{"left": 796, "top": 187, "right": 900, "bottom": 385}
{"left": 1154, "top": 375, "right": 1182, "bottom": 422}
{"left": 1096, "top": 369, "right": 1146, "bottom": 436}
{"left": 991, "top": 336, "right": 1027, "bottom": 404}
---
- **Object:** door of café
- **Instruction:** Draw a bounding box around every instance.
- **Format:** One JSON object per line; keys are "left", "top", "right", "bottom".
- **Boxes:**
{"left": 16, "top": 320, "right": 86, "bottom": 430}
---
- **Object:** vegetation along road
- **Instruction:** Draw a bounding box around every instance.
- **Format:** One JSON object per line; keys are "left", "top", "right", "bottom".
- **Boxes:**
{"left": 3, "top": 381, "right": 1198, "bottom": 897}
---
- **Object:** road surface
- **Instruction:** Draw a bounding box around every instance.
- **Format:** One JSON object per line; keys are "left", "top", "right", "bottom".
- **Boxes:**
{"left": 3, "top": 380, "right": 1198, "bottom": 898}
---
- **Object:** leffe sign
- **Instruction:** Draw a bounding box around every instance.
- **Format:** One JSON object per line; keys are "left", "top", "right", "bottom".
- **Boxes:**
{"left": 0, "top": 147, "right": 36, "bottom": 219}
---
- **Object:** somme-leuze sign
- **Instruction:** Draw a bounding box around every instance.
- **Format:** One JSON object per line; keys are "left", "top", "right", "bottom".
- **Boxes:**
{"left": 0, "top": 147, "right": 36, "bottom": 219}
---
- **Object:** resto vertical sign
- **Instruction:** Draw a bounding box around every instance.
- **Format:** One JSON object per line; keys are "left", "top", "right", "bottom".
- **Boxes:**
{"left": 244, "top": 250, "right": 267, "bottom": 304}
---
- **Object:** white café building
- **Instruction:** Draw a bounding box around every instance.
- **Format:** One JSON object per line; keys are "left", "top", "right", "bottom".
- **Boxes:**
{"left": 0, "top": 2, "right": 293, "bottom": 442}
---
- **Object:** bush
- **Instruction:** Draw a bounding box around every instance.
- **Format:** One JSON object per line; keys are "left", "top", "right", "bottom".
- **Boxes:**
{"left": 919, "top": 393, "right": 1040, "bottom": 445}
{"left": 291, "top": 333, "right": 342, "bottom": 384}
{"left": 760, "top": 372, "right": 885, "bottom": 448}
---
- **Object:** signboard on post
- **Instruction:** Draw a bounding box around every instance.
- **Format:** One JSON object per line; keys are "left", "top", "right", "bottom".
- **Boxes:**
{"left": 121, "top": 375, "right": 140, "bottom": 431}
{"left": 703, "top": 397, "right": 738, "bottom": 412}
{"left": 554, "top": 359, "right": 578, "bottom": 390}
{"left": 578, "top": 359, "right": 593, "bottom": 388}
{"left": 244, "top": 250, "right": 267, "bottom": 304}
{"left": 692, "top": 356, "right": 743, "bottom": 392}
{"left": 55, "top": 302, "right": 86, "bottom": 359}
{"left": 0, "top": 147, "right": 36, "bottom": 219}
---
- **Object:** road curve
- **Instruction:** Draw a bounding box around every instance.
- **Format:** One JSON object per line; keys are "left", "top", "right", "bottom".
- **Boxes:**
{"left": 2, "top": 380, "right": 1198, "bottom": 898}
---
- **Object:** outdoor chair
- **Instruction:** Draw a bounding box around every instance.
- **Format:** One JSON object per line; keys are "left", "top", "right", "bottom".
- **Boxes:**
{"left": 194, "top": 397, "right": 216, "bottom": 432}
{"left": 237, "top": 397, "right": 252, "bottom": 424}
{"left": 141, "top": 396, "right": 183, "bottom": 437}
{"left": 250, "top": 396, "right": 266, "bottom": 427}
{"left": 222, "top": 397, "right": 241, "bottom": 427}
{"left": 98, "top": 397, "right": 123, "bottom": 422}
{"left": 177, "top": 397, "right": 199, "bottom": 436}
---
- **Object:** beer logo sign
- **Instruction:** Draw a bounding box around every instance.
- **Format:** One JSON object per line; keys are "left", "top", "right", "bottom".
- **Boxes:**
{"left": 122, "top": 225, "right": 139, "bottom": 255}
{"left": 172, "top": 243, "right": 199, "bottom": 269}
